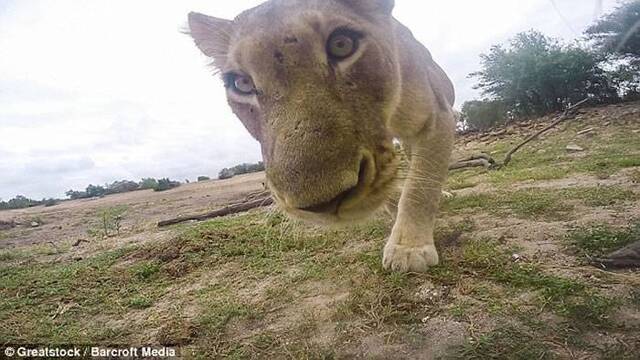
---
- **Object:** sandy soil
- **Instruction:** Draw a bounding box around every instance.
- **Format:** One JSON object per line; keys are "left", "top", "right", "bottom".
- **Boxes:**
{"left": 0, "top": 172, "right": 265, "bottom": 250}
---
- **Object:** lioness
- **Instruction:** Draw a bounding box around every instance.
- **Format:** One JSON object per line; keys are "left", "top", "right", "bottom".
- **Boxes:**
{"left": 188, "top": 0, "right": 455, "bottom": 272}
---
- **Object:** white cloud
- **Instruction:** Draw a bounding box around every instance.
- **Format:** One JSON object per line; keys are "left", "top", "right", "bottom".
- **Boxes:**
{"left": 0, "top": 0, "right": 618, "bottom": 199}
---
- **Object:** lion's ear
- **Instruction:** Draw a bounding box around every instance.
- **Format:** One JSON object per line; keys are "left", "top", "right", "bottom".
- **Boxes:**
{"left": 339, "top": 0, "right": 394, "bottom": 15}
{"left": 187, "top": 12, "right": 232, "bottom": 69}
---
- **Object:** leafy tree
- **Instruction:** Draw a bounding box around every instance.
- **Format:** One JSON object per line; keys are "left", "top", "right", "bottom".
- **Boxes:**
{"left": 43, "top": 198, "right": 59, "bottom": 207}
{"left": 85, "top": 184, "right": 107, "bottom": 198}
{"left": 460, "top": 100, "right": 507, "bottom": 131}
{"left": 105, "top": 180, "right": 140, "bottom": 195}
{"left": 139, "top": 178, "right": 159, "bottom": 190}
{"left": 609, "top": 62, "right": 640, "bottom": 100}
{"left": 197, "top": 176, "right": 211, "bottom": 182}
{"left": 586, "top": 1, "right": 640, "bottom": 100}
{"left": 66, "top": 190, "right": 87, "bottom": 200}
{"left": 218, "top": 161, "right": 265, "bottom": 180}
{"left": 0, "top": 195, "right": 43, "bottom": 210}
{"left": 154, "top": 178, "right": 181, "bottom": 192}
{"left": 218, "top": 168, "right": 235, "bottom": 180}
{"left": 586, "top": 0, "right": 640, "bottom": 57}
{"left": 470, "top": 31, "right": 619, "bottom": 118}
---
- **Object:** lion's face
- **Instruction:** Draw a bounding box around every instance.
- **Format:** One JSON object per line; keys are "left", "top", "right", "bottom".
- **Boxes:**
{"left": 189, "top": 0, "right": 401, "bottom": 224}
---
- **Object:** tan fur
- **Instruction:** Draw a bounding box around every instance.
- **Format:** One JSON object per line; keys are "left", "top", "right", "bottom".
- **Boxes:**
{"left": 188, "top": 0, "right": 455, "bottom": 272}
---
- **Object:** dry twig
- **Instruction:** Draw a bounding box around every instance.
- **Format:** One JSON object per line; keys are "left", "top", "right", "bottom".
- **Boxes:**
{"left": 158, "top": 195, "right": 273, "bottom": 227}
{"left": 500, "top": 98, "right": 590, "bottom": 168}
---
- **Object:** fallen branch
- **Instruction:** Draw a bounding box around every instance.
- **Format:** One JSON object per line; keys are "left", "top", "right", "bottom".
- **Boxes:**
{"left": 449, "top": 153, "right": 497, "bottom": 171}
{"left": 500, "top": 98, "right": 590, "bottom": 168}
{"left": 158, "top": 196, "right": 274, "bottom": 227}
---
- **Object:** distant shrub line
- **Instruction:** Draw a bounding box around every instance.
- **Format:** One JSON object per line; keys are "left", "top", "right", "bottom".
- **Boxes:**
{"left": 218, "top": 161, "right": 265, "bottom": 180}
{"left": 2, "top": 161, "right": 266, "bottom": 211}
{"left": 65, "top": 178, "right": 183, "bottom": 200}
{"left": 0, "top": 196, "right": 58, "bottom": 211}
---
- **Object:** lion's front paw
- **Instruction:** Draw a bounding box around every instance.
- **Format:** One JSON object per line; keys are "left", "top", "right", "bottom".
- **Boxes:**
{"left": 383, "top": 243, "right": 439, "bottom": 272}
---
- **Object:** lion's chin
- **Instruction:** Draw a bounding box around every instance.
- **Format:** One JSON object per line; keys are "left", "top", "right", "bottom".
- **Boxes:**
{"left": 274, "top": 184, "right": 393, "bottom": 227}
{"left": 282, "top": 199, "right": 384, "bottom": 226}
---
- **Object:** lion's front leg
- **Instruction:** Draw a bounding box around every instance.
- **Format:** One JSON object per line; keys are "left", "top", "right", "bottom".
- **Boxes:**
{"left": 383, "top": 112, "right": 454, "bottom": 272}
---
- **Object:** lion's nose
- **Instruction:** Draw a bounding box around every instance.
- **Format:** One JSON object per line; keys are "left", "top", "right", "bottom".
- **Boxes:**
{"left": 298, "top": 153, "right": 374, "bottom": 213}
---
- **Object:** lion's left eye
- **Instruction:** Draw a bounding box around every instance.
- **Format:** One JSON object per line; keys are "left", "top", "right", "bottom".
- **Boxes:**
{"left": 224, "top": 73, "right": 256, "bottom": 95}
{"left": 327, "top": 29, "right": 361, "bottom": 60}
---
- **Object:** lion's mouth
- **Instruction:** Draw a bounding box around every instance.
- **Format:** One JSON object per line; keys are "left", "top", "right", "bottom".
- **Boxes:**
{"left": 271, "top": 148, "right": 399, "bottom": 223}
{"left": 298, "top": 157, "right": 372, "bottom": 214}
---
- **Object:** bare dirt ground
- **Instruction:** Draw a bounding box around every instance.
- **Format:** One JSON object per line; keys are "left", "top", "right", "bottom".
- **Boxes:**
{"left": 1, "top": 102, "right": 639, "bottom": 359}
{"left": 0, "top": 173, "right": 264, "bottom": 250}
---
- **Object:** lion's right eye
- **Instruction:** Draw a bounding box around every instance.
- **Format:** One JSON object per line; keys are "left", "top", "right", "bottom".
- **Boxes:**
{"left": 326, "top": 28, "right": 362, "bottom": 61}
{"left": 223, "top": 73, "right": 256, "bottom": 95}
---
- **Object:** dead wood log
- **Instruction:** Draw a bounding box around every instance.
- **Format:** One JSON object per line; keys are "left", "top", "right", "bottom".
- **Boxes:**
{"left": 592, "top": 240, "right": 640, "bottom": 269}
{"left": 158, "top": 196, "right": 274, "bottom": 227}
{"left": 449, "top": 153, "right": 497, "bottom": 171}
{"left": 500, "top": 98, "right": 589, "bottom": 168}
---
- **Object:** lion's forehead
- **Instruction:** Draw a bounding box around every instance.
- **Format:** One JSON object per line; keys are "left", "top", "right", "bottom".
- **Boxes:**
{"left": 230, "top": 0, "right": 365, "bottom": 42}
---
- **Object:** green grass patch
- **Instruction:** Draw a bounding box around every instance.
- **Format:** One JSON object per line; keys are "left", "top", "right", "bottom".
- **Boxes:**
{"left": 0, "top": 250, "right": 18, "bottom": 262}
{"left": 443, "top": 186, "right": 636, "bottom": 221}
{"left": 443, "top": 189, "right": 573, "bottom": 220}
{"left": 130, "top": 260, "right": 162, "bottom": 280}
{"left": 489, "top": 165, "right": 570, "bottom": 184}
{"left": 567, "top": 221, "right": 640, "bottom": 257}
{"left": 128, "top": 295, "right": 154, "bottom": 309}
{"left": 562, "top": 186, "right": 637, "bottom": 207}
{"left": 190, "top": 287, "right": 264, "bottom": 356}
{"left": 448, "top": 172, "right": 480, "bottom": 190}
{"left": 0, "top": 246, "right": 175, "bottom": 343}
{"left": 574, "top": 155, "right": 640, "bottom": 178}
{"left": 447, "top": 325, "right": 552, "bottom": 360}
{"left": 161, "top": 210, "right": 389, "bottom": 279}
{"left": 429, "top": 238, "right": 618, "bottom": 326}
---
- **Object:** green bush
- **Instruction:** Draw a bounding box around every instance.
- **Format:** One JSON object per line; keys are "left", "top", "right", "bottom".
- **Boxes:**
{"left": 218, "top": 161, "right": 265, "bottom": 180}
{"left": 0, "top": 195, "right": 42, "bottom": 210}
{"left": 470, "top": 31, "right": 619, "bottom": 118}
{"left": 460, "top": 100, "right": 507, "bottom": 131}
{"left": 153, "top": 178, "right": 181, "bottom": 192}
{"left": 43, "top": 198, "right": 59, "bottom": 207}
{"left": 139, "top": 178, "right": 159, "bottom": 190}
{"left": 88, "top": 206, "right": 127, "bottom": 239}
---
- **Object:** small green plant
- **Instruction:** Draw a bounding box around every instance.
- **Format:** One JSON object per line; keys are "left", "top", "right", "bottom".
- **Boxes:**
{"left": 130, "top": 260, "right": 161, "bottom": 280}
{"left": 88, "top": 206, "right": 127, "bottom": 238}
{"left": 128, "top": 295, "right": 153, "bottom": 309}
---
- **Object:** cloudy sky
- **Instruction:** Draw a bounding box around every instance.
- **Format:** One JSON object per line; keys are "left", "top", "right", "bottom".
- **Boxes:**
{"left": 0, "top": 0, "right": 618, "bottom": 200}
